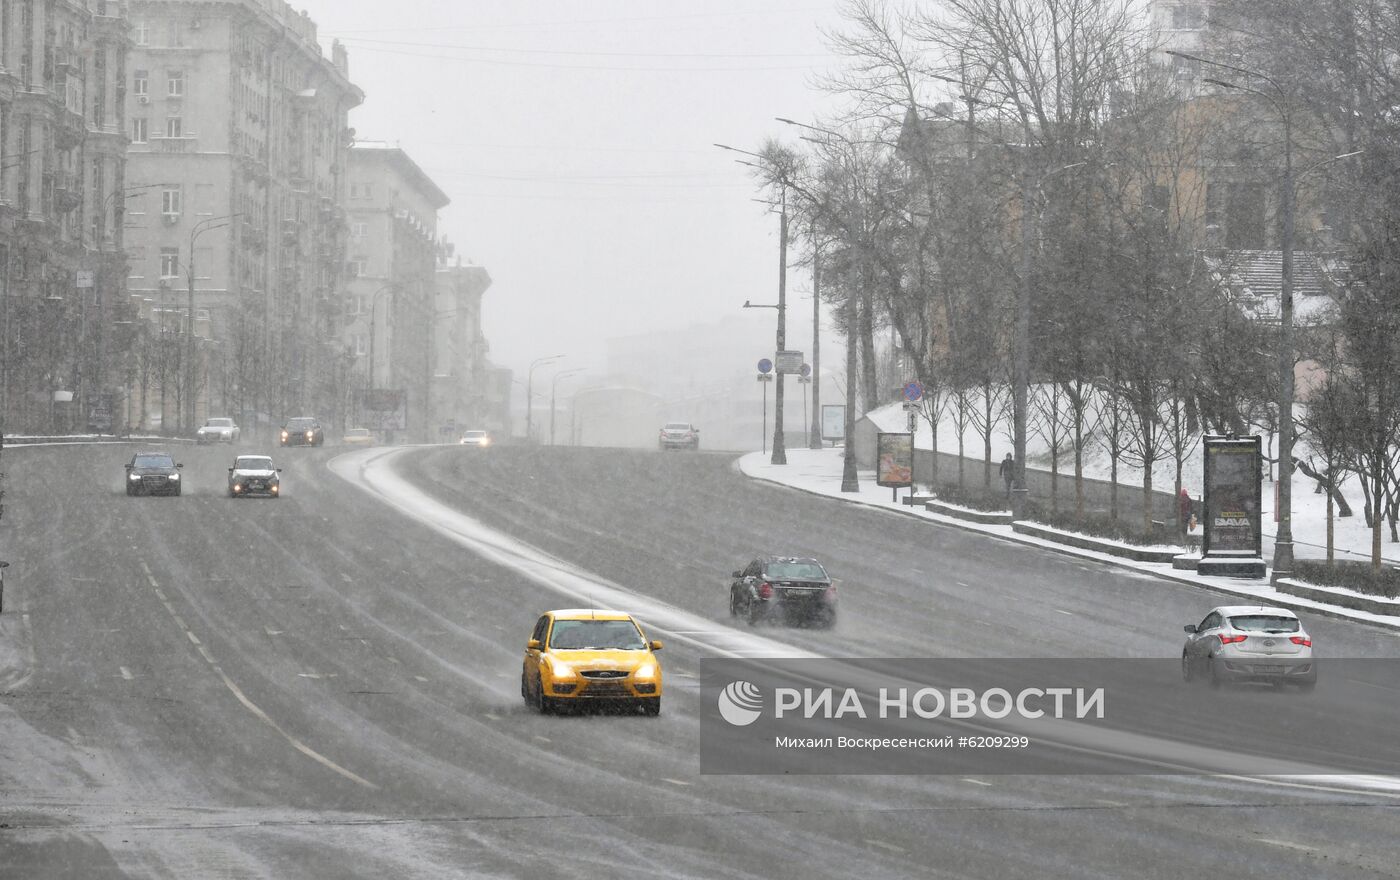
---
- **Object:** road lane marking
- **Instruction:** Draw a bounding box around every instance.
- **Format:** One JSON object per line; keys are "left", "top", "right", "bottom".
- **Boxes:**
{"left": 264, "top": 627, "right": 283, "bottom": 636}
{"left": 961, "top": 778, "right": 992, "bottom": 787}
{"left": 864, "top": 839, "right": 906, "bottom": 853}
{"left": 662, "top": 778, "right": 692, "bottom": 787}
{"left": 1257, "top": 838, "right": 1316, "bottom": 852}
{"left": 137, "top": 561, "right": 375, "bottom": 790}
{"left": 119, "top": 667, "right": 134, "bottom": 680}
{"left": 1054, "top": 609, "right": 1074, "bottom": 616}
{"left": 340, "top": 573, "right": 353, "bottom": 583}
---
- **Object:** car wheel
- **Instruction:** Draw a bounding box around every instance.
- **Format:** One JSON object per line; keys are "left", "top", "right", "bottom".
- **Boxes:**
{"left": 1181, "top": 651, "right": 1197, "bottom": 683}
{"left": 533, "top": 675, "right": 552, "bottom": 714}
{"left": 125, "top": 485, "right": 134, "bottom": 496}
{"left": 817, "top": 610, "right": 837, "bottom": 629}
{"left": 173, "top": 486, "right": 182, "bottom": 497}
{"left": 641, "top": 697, "right": 661, "bottom": 717}
{"left": 1208, "top": 656, "right": 1224, "bottom": 689}
{"left": 728, "top": 589, "right": 738, "bottom": 617}
{"left": 521, "top": 670, "right": 532, "bottom": 706}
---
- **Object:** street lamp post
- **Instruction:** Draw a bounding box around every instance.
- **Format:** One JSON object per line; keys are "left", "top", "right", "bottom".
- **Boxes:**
{"left": 1169, "top": 49, "right": 1297, "bottom": 583}
{"left": 186, "top": 213, "right": 243, "bottom": 433}
{"left": 717, "top": 142, "right": 790, "bottom": 465}
{"left": 525, "top": 354, "right": 563, "bottom": 444}
{"left": 550, "top": 368, "right": 584, "bottom": 446}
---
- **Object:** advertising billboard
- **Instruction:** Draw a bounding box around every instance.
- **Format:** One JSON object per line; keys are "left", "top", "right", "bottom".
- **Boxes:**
{"left": 359, "top": 388, "right": 408, "bottom": 431}
{"left": 876, "top": 432, "right": 913, "bottom": 488}
{"left": 821, "top": 405, "right": 845, "bottom": 442}
{"left": 1202, "top": 435, "right": 1262, "bottom": 561}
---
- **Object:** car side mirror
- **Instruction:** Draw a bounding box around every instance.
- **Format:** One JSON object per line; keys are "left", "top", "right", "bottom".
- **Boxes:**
{"left": 732, "top": 570, "right": 743, "bottom": 579}
{"left": 176, "top": 463, "right": 184, "bottom": 468}
{"left": 527, "top": 638, "right": 541, "bottom": 650}
{"left": 276, "top": 468, "right": 282, "bottom": 473}
{"left": 1183, "top": 624, "right": 1197, "bottom": 634}
{"left": 125, "top": 463, "right": 132, "bottom": 469}
{"left": 228, "top": 467, "right": 234, "bottom": 473}
{"left": 649, "top": 640, "right": 663, "bottom": 652}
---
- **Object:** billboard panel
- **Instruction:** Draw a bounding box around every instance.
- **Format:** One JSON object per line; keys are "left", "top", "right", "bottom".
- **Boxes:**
{"left": 876, "top": 432, "right": 913, "bottom": 488}
{"left": 1202, "top": 435, "right": 1262, "bottom": 557}
{"left": 359, "top": 389, "right": 408, "bottom": 431}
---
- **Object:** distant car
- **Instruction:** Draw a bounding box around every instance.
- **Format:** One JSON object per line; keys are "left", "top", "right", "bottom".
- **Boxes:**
{"left": 125, "top": 451, "right": 183, "bottom": 496}
{"left": 658, "top": 422, "right": 700, "bottom": 451}
{"left": 280, "top": 417, "right": 324, "bottom": 447}
{"left": 342, "top": 427, "right": 375, "bottom": 447}
{"left": 730, "top": 555, "right": 837, "bottom": 627}
{"left": 1182, "top": 605, "right": 1316, "bottom": 690}
{"left": 196, "top": 417, "right": 241, "bottom": 445}
{"left": 459, "top": 429, "right": 492, "bottom": 448}
{"left": 228, "top": 454, "right": 281, "bottom": 498}
{"left": 521, "top": 609, "right": 663, "bottom": 716}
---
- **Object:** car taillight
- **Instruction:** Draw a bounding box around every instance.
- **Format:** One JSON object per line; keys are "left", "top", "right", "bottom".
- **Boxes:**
{"left": 1219, "top": 634, "right": 1247, "bottom": 645}
{"left": 758, "top": 582, "right": 773, "bottom": 599}
{"left": 1290, "top": 636, "right": 1312, "bottom": 647}
{"left": 824, "top": 584, "right": 837, "bottom": 600}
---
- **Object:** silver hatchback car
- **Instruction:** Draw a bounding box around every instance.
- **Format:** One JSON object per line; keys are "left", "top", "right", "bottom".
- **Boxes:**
{"left": 1182, "top": 605, "right": 1316, "bottom": 690}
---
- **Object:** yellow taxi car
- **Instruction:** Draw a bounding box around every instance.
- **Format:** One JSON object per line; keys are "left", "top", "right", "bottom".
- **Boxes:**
{"left": 521, "top": 609, "right": 663, "bottom": 716}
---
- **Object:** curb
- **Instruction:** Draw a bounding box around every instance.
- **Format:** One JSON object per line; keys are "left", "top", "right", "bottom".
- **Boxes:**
{"left": 739, "top": 461, "right": 1400, "bottom": 634}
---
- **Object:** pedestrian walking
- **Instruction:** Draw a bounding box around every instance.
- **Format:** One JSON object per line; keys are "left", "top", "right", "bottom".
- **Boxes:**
{"left": 999, "top": 452, "right": 1015, "bottom": 499}
{"left": 1178, "top": 488, "right": 1192, "bottom": 534}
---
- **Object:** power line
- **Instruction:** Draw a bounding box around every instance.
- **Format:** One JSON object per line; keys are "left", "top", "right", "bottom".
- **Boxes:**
{"left": 324, "top": 7, "right": 834, "bottom": 35}
{"left": 337, "top": 36, "right": 833, "bottom": 60}
{"left": 340, "top": 43, "right": 822, "bottom": 72}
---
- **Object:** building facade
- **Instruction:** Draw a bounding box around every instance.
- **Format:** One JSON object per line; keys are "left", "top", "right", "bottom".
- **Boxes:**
{"left": 1, "top": 0, "right": 130, "bottom": 432}
{"left": 343, "top": 143, "right": 447, "bottom": 442}
{"left": 432, "top": 255, "right": 492, "bottom": 439}
{"left": 123, "top": 0, "right": 361, "bottom": 434}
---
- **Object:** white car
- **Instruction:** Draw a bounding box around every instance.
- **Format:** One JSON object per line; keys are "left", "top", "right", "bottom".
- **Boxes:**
{"left": 228, "top": 454, "right": 281, "bottom": 498}
{"left": 1182, "top": 605, "right": 1315, "bottom": 690}
{"left": 459, "top": 430, "right": 492, "bottom": 448}
{"left": 658, "top": 422, "right": 700, "bottom": 451}
{"left": 196, "top": 417, "right": 241, "bottom": 444}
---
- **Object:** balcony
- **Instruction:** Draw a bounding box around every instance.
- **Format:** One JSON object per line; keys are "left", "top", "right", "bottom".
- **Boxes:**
{"left": 150, "top": 135, "right": 198, "bottom": 153}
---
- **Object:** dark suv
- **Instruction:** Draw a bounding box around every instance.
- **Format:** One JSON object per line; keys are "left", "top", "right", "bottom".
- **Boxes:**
{"left": 730, "top": 555, "right": 837, "bottom": 627}
{"left": 125, "top": 451, "right": 184, "bottom": 496}
{"left": 280, "top": 417, "right": 324, "bottom": 447}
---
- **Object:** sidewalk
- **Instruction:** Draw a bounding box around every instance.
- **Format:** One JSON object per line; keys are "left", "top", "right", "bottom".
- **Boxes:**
{"left": 739, "top": 447, "right": 1400, "bottom": 633}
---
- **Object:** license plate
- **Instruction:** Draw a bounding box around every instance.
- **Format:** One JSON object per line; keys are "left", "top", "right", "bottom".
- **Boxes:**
{"left": 1254, "top": 665, "right": 1283, "bottom": 674}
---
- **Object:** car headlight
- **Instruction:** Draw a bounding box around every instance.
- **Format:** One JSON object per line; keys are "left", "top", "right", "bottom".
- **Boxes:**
{"left": 128, "top": 473, "right": 141, "bottom": 481}
{"left": 232, "top": 484, "right": 242, "bottom": 492}
{"left": 549, "top": 661, "right": 575, "bottom": 679}
{"left": 305, "top": 431, "right": 314, "bottom": 440}
{"left": 169, "top": 472, "right": 180, "bottom": 480}
{"left": 634, "top": 663, "right": 657, "bottom": 680}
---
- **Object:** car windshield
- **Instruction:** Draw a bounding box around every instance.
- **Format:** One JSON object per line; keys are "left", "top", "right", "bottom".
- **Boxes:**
{"left": 286, "top": 419, "right": 316, "bottom": 430}
{"left": 1229, "top": 615, "right": 1300, "bottom": 633}
{"left": 133, "top": 455, "right": 174, "bottom": 468}
{"left": 463, "top": 431, "right": 486, "bottom": 439}
{"left": 347, "top": 429, "right": 369, "bottom": 436}
{"left": 765, "top": 561, "right": 827, "bottom": 580}
{"left": 235, "top": 457, "right": 273, "bottom": 470}
{"left": 664, "top": 423, "right": 692, "bottom": 430}
{"left": 548, "top": 619, "right": 647, "bottom": 650}
{"left": 206, "top": 419, "right": 234, "bottom": 427}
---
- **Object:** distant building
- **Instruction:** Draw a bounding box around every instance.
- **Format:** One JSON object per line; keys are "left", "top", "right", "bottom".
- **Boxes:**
{"left": 343, "top": 143, "right": 448, "bottom": 441}
{"left": 431, "top": 256, "right": 492, "bottom": 438}
{"left": 1, "top": 0, "right": 130, "bottom": 432}
{"left": 122, "top": 0, "right": 363, "bottom": 432}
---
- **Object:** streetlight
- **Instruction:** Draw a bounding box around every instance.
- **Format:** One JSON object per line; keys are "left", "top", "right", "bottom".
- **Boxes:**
{"left": 1169, "top": 49, "right": 1299, "bottom": 582}
{"left": 549, "top": 368, "right": 584, "bottom": 446}
{"left": 525, "top": 354, "right": 563, "bottom": 443}
{"left": 185, "top": 213, "right": 243, "bottom": 433}
{"left": 717, "top": 142, "right": 791, "bottom": 466}
{"left": 775, "top": 118, "right": 864, "bottom": 489}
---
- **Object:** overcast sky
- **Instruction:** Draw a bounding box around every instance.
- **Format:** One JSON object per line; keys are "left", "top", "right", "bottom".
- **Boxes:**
{"left": 310, "top": 1, "right": 851, "bottom": 379}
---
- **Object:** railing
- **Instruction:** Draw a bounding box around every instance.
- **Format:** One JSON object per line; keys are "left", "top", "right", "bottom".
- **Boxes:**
{"left": 151, "top": 136, "right": 197, "bottom": 153}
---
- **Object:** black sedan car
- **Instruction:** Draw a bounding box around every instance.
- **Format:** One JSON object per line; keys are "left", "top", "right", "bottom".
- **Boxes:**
{"left": 730, "top": 555, "right": 837, "bottom": 627}
{"left": 279, "top": 416, "right": 325, "bottom": 447}
{"left": 125, "top": 451, "right": 184, "bottom": 496}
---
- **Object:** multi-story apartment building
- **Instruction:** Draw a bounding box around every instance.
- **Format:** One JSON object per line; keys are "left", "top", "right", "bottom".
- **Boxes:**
{"left": 343, "top": 143, "right": 447, "bottom": 442}
{"left": 123, "top": 0, "right": 362, "bottom": 434}
{"left": 1, "top": 0, "right": 130, "bottom": 432}
{"left": 432, "top": 253, "right": 492, "bottom": 438}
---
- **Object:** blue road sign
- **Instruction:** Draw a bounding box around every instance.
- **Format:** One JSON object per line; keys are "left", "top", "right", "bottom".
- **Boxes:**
{"left": 799, "top": 363, "right": 812, "bottom": 378}
{"left": 903, "top": 381, "right": 924, "bottom": 402}
{"left": 757, "top": 358, "right": 773, "bottom": 374}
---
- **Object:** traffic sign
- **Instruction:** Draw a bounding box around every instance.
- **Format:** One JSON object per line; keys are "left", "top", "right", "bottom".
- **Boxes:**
{"left": 757, "top": 358, "right": 773, "bottom": 374}
{"left": 902, "top": 381, "right": 924, "bottom": 402}
{"left": 799, "top": 363, "right": 812, "bottom": 378}
{"left": 76, "top": 270, "right": 94, "bottom": 289}
{"left": 776, "top": 350, "right": 804, "bottom": 373}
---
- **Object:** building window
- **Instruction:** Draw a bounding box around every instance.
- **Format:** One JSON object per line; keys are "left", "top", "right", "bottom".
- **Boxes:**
{"left": 162, "top": 186, "right": 182, "bottom": 217}
{"left": 134, "top": 21, "right": 149, "bottom": 46}
{"left": 354, "top": 334, "right": 367, "bottom": 356}
{"left": 167, "top": 70, "right": 184, "bottom": 98}
{"left": 1173, "top": 4, "right": 1205, "bottom": 30}
{"left": 350, "top": 258, "right": 366, "bottom": 277}
{"left": 133, "top": 69, "right": 148, "bottom": 96}
{"left": 349, "top": 183, "right": 371, "bottom": 200}
{"left": 132, "top": 118, "right": 148, "bottom": 143}
{"left": 165, "top": 116, "right": 182, "bottom": 138}
{"left": 160, "top": 248, "right": 180, "bottom": 279}
{"left": 351, "top": 221, "right": 367, "bottom": 239}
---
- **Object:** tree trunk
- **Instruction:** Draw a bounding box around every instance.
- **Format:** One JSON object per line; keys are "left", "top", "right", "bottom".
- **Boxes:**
{"left": 982, "top": 380, "right": 993, "bottom": 489}
{"left": 1294, "top": 457, "right": 1352, "bottom": 517}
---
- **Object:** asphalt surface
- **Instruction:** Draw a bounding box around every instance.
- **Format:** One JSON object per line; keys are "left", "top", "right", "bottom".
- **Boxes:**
{"left": 0, "top": 441, "right": 1398, "bottom": 879}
